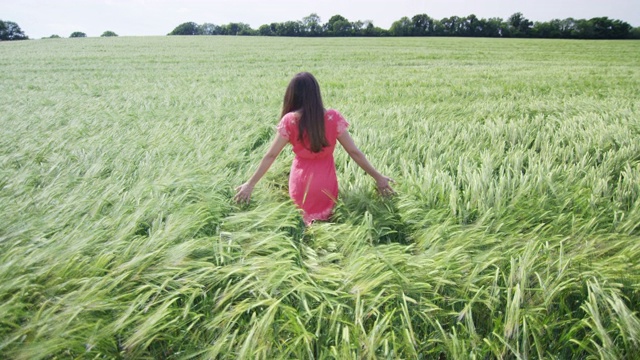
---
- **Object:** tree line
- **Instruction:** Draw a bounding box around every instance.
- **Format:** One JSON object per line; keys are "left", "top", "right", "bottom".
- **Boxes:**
{"left": 0, "top": 19, "right": 118, "bottom": 40}
{"left": 2, "top": 12, "right": 638, "bottom": 41}
{"left": 168, "top": 13, "right": 640, "bottom": 39}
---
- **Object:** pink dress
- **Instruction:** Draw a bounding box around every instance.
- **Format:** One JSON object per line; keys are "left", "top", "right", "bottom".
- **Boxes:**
{"left": 277, "top": 109, "right": 349, "bottom": 225}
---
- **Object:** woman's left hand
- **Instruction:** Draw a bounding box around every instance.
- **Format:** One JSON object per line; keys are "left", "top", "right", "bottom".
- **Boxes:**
{"left": 234, "top": 183, "right": 254, "bottom": 203}
{"left": 375, "top": 175, "right": 395, "bottom": 197}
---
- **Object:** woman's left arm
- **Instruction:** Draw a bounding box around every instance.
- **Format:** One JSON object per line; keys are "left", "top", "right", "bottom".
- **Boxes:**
{"left": 337, "top": 130, "right": 395, "bottom": 196}
{"left": 235, "top": 134, "right": 289, "bottom": 203}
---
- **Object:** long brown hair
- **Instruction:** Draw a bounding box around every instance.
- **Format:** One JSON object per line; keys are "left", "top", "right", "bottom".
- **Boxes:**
{"left": 281, "top": 72, "right": 328, "bottom": 152}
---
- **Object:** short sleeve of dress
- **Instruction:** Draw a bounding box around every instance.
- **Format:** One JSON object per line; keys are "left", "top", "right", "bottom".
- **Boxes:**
{"left": 333, "top": 110, "right": 350, "bottom": 135}
{"left": 276, "top": 114, "right": 290, "bottom": 139}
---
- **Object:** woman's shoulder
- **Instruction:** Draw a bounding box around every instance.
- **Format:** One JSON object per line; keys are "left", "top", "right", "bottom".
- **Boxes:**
{"left": 324, "top": 109, "right": 344, "bottom": 121}
{"left": 280, "top": 111, "right": 299, "bottom": 124}
{"left": 324, "top": 109, "right": 349, "bottom": 135}
{"left": 277, "top": 112, "right": 300, "bottom": 139}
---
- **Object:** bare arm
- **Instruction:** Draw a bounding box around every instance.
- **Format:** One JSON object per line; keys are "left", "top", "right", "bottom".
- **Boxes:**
{"left": 337, "top": 130, "right": 394, "bottom": 195}
{"left": 235, "top": 134, "right": 289, "bottom": 203}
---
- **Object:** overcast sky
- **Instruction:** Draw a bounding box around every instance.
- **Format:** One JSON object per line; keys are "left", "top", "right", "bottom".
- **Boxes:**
{"left": 4, "top": 0, "right": 640, "bottom": 39}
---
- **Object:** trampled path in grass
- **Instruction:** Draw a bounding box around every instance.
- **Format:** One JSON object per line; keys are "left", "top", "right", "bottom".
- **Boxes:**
{"left": 1, "top": 36, "right": 639, "bottom": 359}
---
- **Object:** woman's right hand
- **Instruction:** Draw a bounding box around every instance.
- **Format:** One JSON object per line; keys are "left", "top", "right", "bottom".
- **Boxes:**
{"left": 234, "top": 183, "right": 254, "bottom": 204}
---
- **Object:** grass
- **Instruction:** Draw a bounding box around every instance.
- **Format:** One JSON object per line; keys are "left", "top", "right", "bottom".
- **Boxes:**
{"left": 1, "top": 36, "right": 639, "bottom": 359}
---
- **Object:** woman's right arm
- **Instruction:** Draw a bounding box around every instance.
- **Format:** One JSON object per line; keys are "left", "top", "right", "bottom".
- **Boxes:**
{"left": 235, "top": 134, "right": 289, "bottom": 203}
{"left": 337, "top": 130, "right": 394, "bottom": 195}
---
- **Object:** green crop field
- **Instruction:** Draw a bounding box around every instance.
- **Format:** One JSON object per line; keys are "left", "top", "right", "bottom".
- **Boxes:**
{"left": 1, "top": 36, "right": 639, "bottom": 359}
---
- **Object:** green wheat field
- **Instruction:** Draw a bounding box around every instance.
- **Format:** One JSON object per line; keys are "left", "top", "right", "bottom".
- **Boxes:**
{"left": 1, "top": 36, "right": 639, "bottom": 359}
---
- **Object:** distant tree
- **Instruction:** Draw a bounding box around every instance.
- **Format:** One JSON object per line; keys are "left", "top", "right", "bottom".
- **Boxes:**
{"left": 575, "top": 18, "right": 594, "bottom": 38}
{"left": 200, "top": 23, "right": 221, "bottom": 35}
{"left": 70, "top": 31, "right": 87, "bottom": 38}
{"left": 0, "top": 20, "right": 29, "bottom": 40}
{"left": 240, "top": 24, "right": 256, "bottom": 35}
{"left": 430, "top": 19, "right": 443, "bottom": 36}
{"left": 507, "top": 12, "right": 532, "bottom": 37}
{"left": 168, "top": 22, "right": 199, "bottom": 35}
{"left": 588, "top": 17, "right": 631, "bottom": 39}
{"left": 324, "top": 15, "right": 345, "bottom": 31}
{"left": 333, "top": 20, "right": 352, "bottom": 36}
{"left": 412, "top": 14, "right": 434, "bottom": 36}
{"left": 390, "top": 16, "right": 413, "bottom": 36}
{"left": 460, "top": 14, "right": 482, "bottom": 36}
{"left": 269, "top": 23, "right": 283, "bottom": 36}
{"left": 530, "top": 17, "right": 632, "bottom": 39}
{"left": 47, "top": 34, "right": 61, "bottom": 39}
{"left": 351, "top": 20, "right": 364, "bottom": 36}
{"left": 275, "top": 21, "right": 302, "bottom": 36}
{"left": 302, "top": 13, "right": 323, "bottom": 36}
{"left": 269, "top": 21, "right": 285, "bottom": 36}
{"left": 325, "top": 15, "right": 351, "bottom": 36}
{"left": 101, "top": 31, "right": 118, "bottom": 37}
{"left": 258, "top": 24, "right": 274, "bottom": 36}
{"left": 481, "top": 17, "right": 506, "bottom": 37}
{"left": 631, "top": 27, "right": 640, "bottom": 39}
{"left": 362, "top": 20, "right": 375, "bottom": 36}
{"left": 440, "top": 16, "right": 463, "bottom": 36}
{"left": 590, "top": 17, "right": 613, "bottom": 38}
{"left": 570, "top": 17, "right": 631, "bottom": 39}
{"left": 556, "top": 18, "right": 578, "bottom": 38}
{"left": 610, "top": 19, "right": 632, "bottom": 39}
{"left": 361, "top": 21, "right": 387, "bottom": 36}
{"left": 221, "top": 22, "right": 254, "bottom": 35}
{"left": 547, "top": 19, "right": 565, "bottom": 38}
{"left": 532, "top": 20, "right": 563, "bottom": 38}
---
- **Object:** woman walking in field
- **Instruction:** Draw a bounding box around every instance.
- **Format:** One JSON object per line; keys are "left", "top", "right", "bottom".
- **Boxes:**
{"left": 235, "top": 72, "right": 394, "bottom": 225}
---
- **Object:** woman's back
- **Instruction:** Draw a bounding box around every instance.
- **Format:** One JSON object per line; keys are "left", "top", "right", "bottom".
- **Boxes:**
{"left": 277, "top": 109, "right": 349, "bottom": 160}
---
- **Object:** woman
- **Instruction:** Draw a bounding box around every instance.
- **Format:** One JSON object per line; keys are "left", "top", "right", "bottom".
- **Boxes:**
{"left": 235, "top": 72, "right": 393, "bottom": 225}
